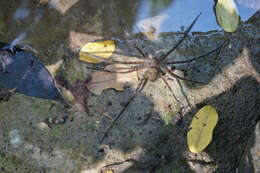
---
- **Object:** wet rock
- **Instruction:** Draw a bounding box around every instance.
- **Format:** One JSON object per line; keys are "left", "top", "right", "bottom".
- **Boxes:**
{"left": 37, "top": 122, "right": 50, "bottom": 130}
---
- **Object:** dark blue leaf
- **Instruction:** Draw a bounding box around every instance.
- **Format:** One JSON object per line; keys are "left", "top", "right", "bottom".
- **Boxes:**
{"left": 0, "top": 47, "right": 63, "bottom": 101}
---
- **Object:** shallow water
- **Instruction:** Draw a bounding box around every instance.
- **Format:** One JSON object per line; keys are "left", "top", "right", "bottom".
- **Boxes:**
{"left": 0, "top": 1, "right": 259, "bottom": 173}
{"left": 0, "top": 0, "right": 257, "bottom": 48}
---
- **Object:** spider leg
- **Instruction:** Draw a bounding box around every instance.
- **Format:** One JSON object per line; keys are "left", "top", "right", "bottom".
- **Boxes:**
{"left": 161, "top": 68, "right": 193, "bottom": 108}
{"left": 159, "top": 13, "right": 201, "bottom": 62}
{"left": 100, "top": 78, "right": 148, "bottom": 143}
{"left": 176, "top": 79, "right": 192, "bottom": 109}
{"left": 134, "top": 44, "right": 150, "bottom": 59}
{"left": 85, "top": 64, "right": 146, "bottom": 74}
{"left": 162, "top": 41, "right": 226, "bottom": 65}
{"left": 164, "top": 67, "right": 206, "bottom": 84}
{"left": 136, "top": 66, "right": 145, "bottom": 81}
{"left": 80, "top": 52, "right": 146, "bottom": 65}
{"left": 159, "top": 72, "right": 183, "bottom": 105}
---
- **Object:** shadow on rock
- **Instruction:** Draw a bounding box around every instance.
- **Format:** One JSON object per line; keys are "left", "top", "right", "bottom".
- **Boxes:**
{"left": 177, "top": 76, "right": 260, "bottom": 173}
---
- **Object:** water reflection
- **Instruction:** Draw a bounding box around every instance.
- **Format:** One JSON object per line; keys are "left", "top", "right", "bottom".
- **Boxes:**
{"left": 135, "top": 0, "right": 259, "bottom": 33}
{"left": 0, "top": 0, "right": 258, "bottom": 52}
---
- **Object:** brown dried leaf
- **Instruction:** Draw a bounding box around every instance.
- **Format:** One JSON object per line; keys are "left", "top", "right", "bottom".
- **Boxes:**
{"left": 87, "top": 64, "right": 141, "bottom": 95}
{"left": 69, "top": 79, "right": 89, "bottom": 112}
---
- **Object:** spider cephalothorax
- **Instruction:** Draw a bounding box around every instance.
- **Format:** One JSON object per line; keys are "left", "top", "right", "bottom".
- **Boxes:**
{"left": 145, "top": 67, "right": 160, "bottom": 82}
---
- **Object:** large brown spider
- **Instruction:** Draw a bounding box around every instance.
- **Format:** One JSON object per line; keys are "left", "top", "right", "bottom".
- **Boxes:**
{"left": 83, "top": 13, "right": 224, "bottom": 142}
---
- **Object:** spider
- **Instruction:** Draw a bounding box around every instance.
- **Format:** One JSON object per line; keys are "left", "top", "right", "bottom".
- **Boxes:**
{"left": 83, "top": 13, "right": 225, "bottom": 142}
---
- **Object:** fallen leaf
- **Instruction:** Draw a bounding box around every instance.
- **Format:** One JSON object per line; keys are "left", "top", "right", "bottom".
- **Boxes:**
{"left": 214, "top": 0, "right": 240, "bottom": 32}
{"left": 56, "top": 75, "right": 89, "bottom": 112}
{"left": 104, "top": 170, "right": 114, "bottom": 173}
{"left": 0, "top": 46, "right": 63, "bottom": 101}
{"left": 79, "top": 40, "right": 116, "bottom": 63}
{"left": 68, "top": 79, "right": 89, "bottom": 112}
{"left": 86, "top": 64, "right": 141, "bottom": 95}
{"left": 187, "top": 105, "right": 218, "bottom": 153}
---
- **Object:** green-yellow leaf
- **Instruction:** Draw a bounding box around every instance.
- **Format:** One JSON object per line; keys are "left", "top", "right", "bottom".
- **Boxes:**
{"left": 215, "top": 0, "right": 240, "bottom": 32}
{"left": 79, "top": 40, "right": 116, "bottom": 63}
{"left": 187, "top": 105, "right": 218, "bottom": 153}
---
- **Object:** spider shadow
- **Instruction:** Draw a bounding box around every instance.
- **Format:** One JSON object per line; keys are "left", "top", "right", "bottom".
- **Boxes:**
{"left": 113, "top": 76, "right": 259, "bottom": 172}
{"left": 94, "top": 84, "right": 195, "bottom": 172}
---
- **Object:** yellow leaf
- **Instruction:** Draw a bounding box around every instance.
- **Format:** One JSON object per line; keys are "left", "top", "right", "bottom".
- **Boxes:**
{"left": 215, "top": 0, "right": 240, "bottom": 32}
{"left": 187, "top": 105, "right": 218, "bottom": 153}
{"left": 86, "top": 64, "right": 141, "bottom": 95}
{"left": 79, "top": 40, "right": 116, "bottom": 63}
